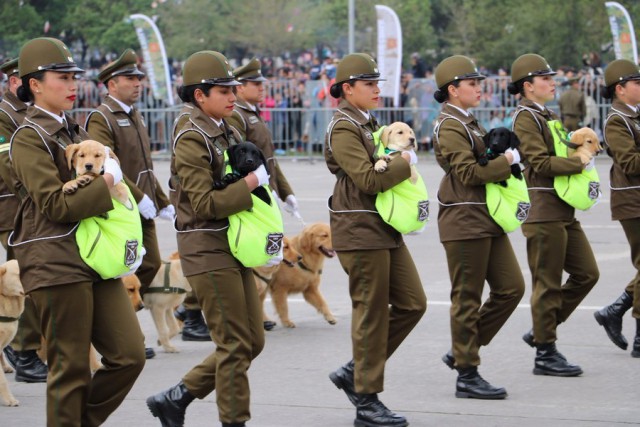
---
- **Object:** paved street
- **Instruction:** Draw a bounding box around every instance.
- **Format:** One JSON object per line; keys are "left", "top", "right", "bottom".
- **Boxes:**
{"left": 2, "top": 154, "right": 639, "bottom": 426}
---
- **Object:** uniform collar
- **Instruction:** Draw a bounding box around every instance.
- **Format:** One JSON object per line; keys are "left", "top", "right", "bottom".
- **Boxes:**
{"left": 337, "top": 99, "right": 376, "bottom": 127}
{"left": 188, "top": 106, "right": 225, "bottom": 139}
{"left": 107, "top": 95, "right": 132, "bottom": 114}
{"left": 520, "top": 98, "right": 551, "bottom": 117}
{"left": 442, "top": 102, "right": 476, "bottom": 125}
{"left": 25, "top": 105, "right": 79, "bottom": 137}
{"left": 103, "top": 95, "right": 131, "bottom": 114}
{"left": 612, "top": 99, "right": 640, "bottom": 118}
{"left": 1, "top": 90, "right": 28, "bottom": 112}
{"left": 234, "top": 99, "right": 257, "bottom": 112}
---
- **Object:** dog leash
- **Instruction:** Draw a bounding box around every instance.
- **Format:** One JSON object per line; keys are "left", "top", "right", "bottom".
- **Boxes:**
{"left": 0, "top": 315, "right": 20, "bottom": 322}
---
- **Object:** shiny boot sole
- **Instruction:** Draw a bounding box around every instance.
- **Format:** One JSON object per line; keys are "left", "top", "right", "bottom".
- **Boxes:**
{"left": 455, "top": 390, "right": 507, "bottom": 400}
{"left": 146, "top": 398, "right": 173, "bottom": 427}
{"left": 14, "top": 374, "right": 47, "bottom": 383}
{"left": 354, "top": 419, "right": 409, "bottom": 427}
{"left": 593, "top": 311, "right": 628, "bottom": 350}
{"left": 532, "top": 367, "right": 583, "bottom": 377}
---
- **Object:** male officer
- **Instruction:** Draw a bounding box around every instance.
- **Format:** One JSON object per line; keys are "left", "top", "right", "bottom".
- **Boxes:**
{"left": 558, "top": 76, "right": 586, "bottom": 131}
{"left": 85, "top": 49, "right": 173, "bottom": 358}
{"left": 227, "top": 58, "right": 299, "bottom": 234}
{"left": 0, "top": 58, "right": 48, "bottom": 383}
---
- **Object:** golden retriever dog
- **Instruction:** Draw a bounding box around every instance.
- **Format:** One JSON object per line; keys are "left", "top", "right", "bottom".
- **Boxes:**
{"left": 143, "top": 252, "right": 192, "bottom": 353}
{"left": 374, "top": 122, "right": 418, "bottom": 183}
{"left": 0, "top": 260, "right": 25, "bottom": 406}
{"left": 253, "top": 236, "right": 302, "bottom": 331}
{"left": 569, "top": 127, "right": 603, "bottom": 164}
{"left": 268, "top": 223, "right": 336, "bottom": 328}
{"left": 63, "top": 139, "right": 132, "bottom": 208}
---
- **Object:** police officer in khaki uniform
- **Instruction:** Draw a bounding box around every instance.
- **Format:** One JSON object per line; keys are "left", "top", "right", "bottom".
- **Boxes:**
{"left": 227, "top": 58, "right": 299, "bottom": 218}
{"left": 558, "top": 76, "right": 586, "bottom": 131}
{"left": 146, "top": 51, "right": 266, "bottom": 427}
{"left": 10, "top": 37, "right": 145, "bottom": 426}
{"left": 325, "top": 53, "right": 426, "bottom": 427}
{"left": 433, "top": 55, "right": 525, "bottom": 399}
{"left": 170, "top": 95, "right": 212, "bottom": 343}
{"left": 509, "top": 53, "right": 599, "bottom": 376}
{"left": 0, "top": 58, "right": 49, "bottom": 384}
{"left": 85, "top": 50, "right": 173, "bottom": 357}
{"left": 594, "top": 59, "right": 640, "bottom": 357}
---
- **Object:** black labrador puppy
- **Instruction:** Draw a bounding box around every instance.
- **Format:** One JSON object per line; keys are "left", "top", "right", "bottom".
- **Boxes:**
{"left": 479, "top": 127, "right": 522, "bottom": 186}
{"left": 213, "top": 141, "right": 271, "bottom": 204}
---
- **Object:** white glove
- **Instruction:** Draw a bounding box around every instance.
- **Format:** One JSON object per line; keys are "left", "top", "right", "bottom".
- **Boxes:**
{"left": 505, "top": 148, "right": 521, "bottom": 165}
{"left": 157, "top": 204, "right": 175, "bottom": 221}
{"left": 585, "top": 157, "right": 595, "bottom": 171}
{"left": 265, "top": 246, "right": 283, "bottom": 267}
{"left": 117, "top": 247, "right": 146, "bottom": 278}
{"left": 103, "top": 150, "right": 123, "bottom": 185}
{"left": 283, "top": 194, "right": 299, "bottom": 215}
{"left": 251, "top": 164, "right": 270, "bottom": 187}
{"left": 138, "top": 194, "right": 157, "bottom": 219}
{"left": 404, "top": 149, "right": 418, "bottom": 165}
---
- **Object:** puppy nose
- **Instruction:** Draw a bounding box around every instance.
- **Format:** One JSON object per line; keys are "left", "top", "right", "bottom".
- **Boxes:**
{"left": 85, "top": 163, "right": 93, "bottom": 171}
{"left": 409, "top": 137, "right": 415, "bottom": 144}
{"left": 297, "top": 255, "right": 302, "bottom": 261}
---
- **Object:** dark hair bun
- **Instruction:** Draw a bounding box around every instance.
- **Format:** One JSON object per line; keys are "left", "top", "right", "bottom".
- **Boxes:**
{"left": 329, "top": 83, "right": 341, "bottom": 99}
{"left": 600, "top": 84, "right": 613, "bottom": 100}
{"left": 433, "top": 89, "right": 446, "bottom": 103}
{"left": 177, "top": 85, "right": 190, "bottom": 103}
{"left": 507, "top": 82, "right": 519, "bottom": 95}
{"left": 17, "top": 85, "right": 31, "bottom": 102}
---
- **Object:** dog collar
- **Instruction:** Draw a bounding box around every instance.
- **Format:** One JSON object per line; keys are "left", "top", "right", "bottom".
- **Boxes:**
{"left": 0, "top": 315, "right": 20, "bottom": 323}
{"left": 143, "top": 261, "right": 187, "bottom": 295}
{"left": 298, "top": 261, "right": 322, "bottom": 275}
{"left": 384, "top": 148, "right": 398, "bottom": 155}
{"left": 252, "top": 270, "right": 272, "bottom": 284}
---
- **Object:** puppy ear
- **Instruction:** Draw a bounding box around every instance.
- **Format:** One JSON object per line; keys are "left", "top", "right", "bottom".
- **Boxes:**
{"left": 509, "top": 130, "right": 521, "bottom": 149}
{"left": 65, "top": 144, "right": 79, "bottom": 170}
{"left": 483, "top": 129, "right": 494, "bottom": 146}
{"left": 226, "top": 144, "right": 238, "bottom": 167}
{"left": 381, "top": 126, "right": 392, "bottom": 145}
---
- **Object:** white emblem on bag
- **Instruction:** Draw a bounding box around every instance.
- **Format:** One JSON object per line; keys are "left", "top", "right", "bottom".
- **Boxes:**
{"left": 516, "top": 202, "right": 531, "bottom": 221}
{"left": 265, "top": 233, "right": 283, "bottom": 255}
{"left": 125, "top": 240, "right": 139, "bottom": 266}
{"left": 418, "top": 200, "right": 429, "bottom": 221}
{"left": 117, "top": 119, "right": 131, "bottom": 127}
{"left": 588, "top": 182, "right": 600, "bottom": 200}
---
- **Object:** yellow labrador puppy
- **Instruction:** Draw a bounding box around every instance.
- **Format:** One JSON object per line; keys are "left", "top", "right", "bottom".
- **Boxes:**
{"left": 374, "top": 122, "right": 418, "bottom": 183}
{"left": 0, "top": 260, "right": 25, "bottom": 407}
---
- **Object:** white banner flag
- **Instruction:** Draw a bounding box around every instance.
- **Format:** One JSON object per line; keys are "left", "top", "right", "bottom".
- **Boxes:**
{"left": 376, "top": 5, "right": 402, "bottom": 107}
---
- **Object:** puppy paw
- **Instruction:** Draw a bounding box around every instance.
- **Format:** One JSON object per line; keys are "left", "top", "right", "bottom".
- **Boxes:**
{"left": 374, "top": 159, "right": 388, "bottom": 173}
{"left": 163, "top": 345, "right": 179, "bottom": 353}
{"left": 62, "top": 181, "right": 79, "bottom": 194}
{"left": 326, "top": 316, "right": 337, "bottom": 325}
{"left": 3, "top": 366, "right": 13, "bottom": 374}
{"left": 76, "top": 175, "right": 93, "bottom": 187}
{"left": 4, "top": 397, "right": 19, "bottom": 407}
{"left": 282, "top": 320, "right": 296, "bottom": 328}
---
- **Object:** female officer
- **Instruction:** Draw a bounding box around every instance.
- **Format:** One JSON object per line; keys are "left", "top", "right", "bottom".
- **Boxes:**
{"left": 9, "top": 37, "right": 145, "bottom": 426}
{"left": 146, "top": 51, "right": 268, "bottom": 427}
{"left": 594, "top": 59, "right": 640, "bottom": 358}
{"left": 509, "top": 53, "right": 599, "bottom": 376}
{"left": 433, "top": 55, "right": 524, "bottom": 399}
{"left": 325, "top": 53, "right": 426, "bottom": 427}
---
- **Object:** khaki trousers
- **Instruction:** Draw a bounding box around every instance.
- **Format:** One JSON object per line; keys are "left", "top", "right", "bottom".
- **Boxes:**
{"left": 30, "top": 280, "right": 145, "bottom": 427}
{"left": 620, "top": 218, "right": 640, "bottom": 318}
{"left": 443, "top": 235, "right": 525, "bottom": 368}
{"left": 522, "top": 220, "right": 599, "bottom": 343}
{"left": 337, "top": 245, "right": 427, "bottom": 394}
{"left": 182, "top": 268, "right": 264, "bottom": 424}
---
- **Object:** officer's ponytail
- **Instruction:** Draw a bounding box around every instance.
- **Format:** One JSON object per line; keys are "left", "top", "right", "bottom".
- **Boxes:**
{"left": 330, "top": 79, "right": 356, "bottom": 99}
{"left": 601, "top": 82, "right": 625, "bottom": 100}
{"left": 508, "top": 76, "right": 534, "bottom": 97}
{"left": 17, "top": 72, "right": 45, "bottom": 103}
{"left": 433, "top": 81, "right": 460, "bottom": 103}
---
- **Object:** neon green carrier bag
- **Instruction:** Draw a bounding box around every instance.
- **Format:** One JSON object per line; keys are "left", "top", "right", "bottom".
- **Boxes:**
{"left": 486, "top": 175, "right": 530, "bottom": 233}
{"left": 223, "top": 152, "right": 284, "bottom": 267}
{"left": 372, "top": 126, "right": 429, "bottom": 234}
{"left": 75, "top": 183, "right": 144, "bottom": 279}
{"left": 547, "top": 120, "right": 600, "bottom": 210}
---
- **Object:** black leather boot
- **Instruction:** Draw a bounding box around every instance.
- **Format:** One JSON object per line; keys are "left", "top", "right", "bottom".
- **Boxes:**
{"left": 442, "top": 349, "right": 455, "bottom": 370}
{"left": 533, "top": 343, "right": 582, "bottom": 376}
{"left": 146, "top": 347, "right": 156, "bottom": 359}
{"left": 174, "top": 304, "right": 187, "bottom": 322}
{"left": 2, "top": 345, "right": 17, "bottom": 369}
{"left": 455, "top": 367, "right": 507, "bottom": 399}
{"left": 221, "top": 423, "right": 246, "bottom": 427}
{"left": 328, "top": 360, "right": 360, "bottom": 407}
{"left": 522, "top": 329, "right": 535, "bottom": 347}
{"left": 632, "top": 318, "right": 640, "bottom": 358}
{"left": 263, "top": 320, "right": 276, "bottom": 331}
{"left": 147, "top": 381, "right": 195, "bottom": 427}
{"left": 181, "top": 309, "right": 212, "bottom": 341}
{"left": 15, "top": 350, "right": 48, "bottom": 383}
{"left": 594, "top": 291, "right": 633, "bottom": 350}
{"left": 355, "top": 393, "right": 408, "bottom": 427}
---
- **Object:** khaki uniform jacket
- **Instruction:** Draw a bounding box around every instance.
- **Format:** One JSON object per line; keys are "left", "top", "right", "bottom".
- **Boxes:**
{"left": 85, "top": 95, "right": 169, "bottom": 209}
{"left": 170, "top": 106, "right": 253, "bottom": 276}
{"left": 227, "top": 100, "right": 294, "bottom": 199}
{"left": 324, "top": 99, "right": 410, "bottom": 251}
{"left": 512, "top": 99, "right": 583, "bottom": 222}
{"left": 604, "top": 100, "right": 640, "bottom": 221}
{"left": 171, "top": 103, "right": 194, "bottom": 139}
{"left": 433, "top": 103, "right": 511, "bottom": 242}
{"left": 0, "top": 91, "right": 25, "bottom": 231}
{"left": 558, "top": 87, "right": 586, "bottom": 120}
{"left": 9, "top": 107, "right": 114, "bottom": 293}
